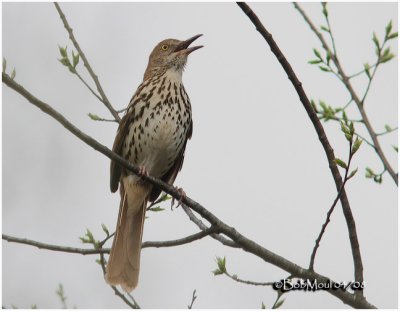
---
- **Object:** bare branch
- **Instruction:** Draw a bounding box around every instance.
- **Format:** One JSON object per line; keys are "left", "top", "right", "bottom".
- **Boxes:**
{"left": 223, "top": 270, "right": 274, "bottom": 287}
{"left": 187, "top": 290, "right": 197, "bottom": 309}
{"left": 309, "top": 138, "right": 356, "bottom": 270}
{"left": 2, "top": 72, "right": 375, "bottom": 308}
{"left": 181, "top": 204, "right": 239, "bottom": 248}
{"left": 293, "top": 2, "right": 398, "bottom": 185}
{"left": 2, "top": 228, "right": 217, "bottom": 255}
{"left": 142, "top": 226, "right": 218, "bottom": 248}
{"left": 74, "top": 70, "right": 104, "bottom": 103}
{"left": 2, "top": 233, "right": 108, "bottom": 255}
{"left": 53, "top": 2, "right": 121, "bottom": 122}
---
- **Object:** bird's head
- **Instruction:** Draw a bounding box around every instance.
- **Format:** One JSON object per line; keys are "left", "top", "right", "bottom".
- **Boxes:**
{"left": 144, "top": 34, "right": 203, "bottom": 80}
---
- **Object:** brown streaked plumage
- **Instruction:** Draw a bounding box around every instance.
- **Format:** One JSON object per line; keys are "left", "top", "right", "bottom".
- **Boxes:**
{"left": 105, "top": 34, "right": 203, "bottom": 292}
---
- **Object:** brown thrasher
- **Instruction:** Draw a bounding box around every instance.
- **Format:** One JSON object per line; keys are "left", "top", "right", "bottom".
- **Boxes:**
{"left": 105, "top": 34, "right": 203, "bottom": 292}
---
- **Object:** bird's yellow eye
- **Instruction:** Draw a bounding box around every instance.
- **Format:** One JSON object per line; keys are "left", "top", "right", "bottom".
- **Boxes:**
{"left": 161, "top": 44, "right": 169, "bottom": 51}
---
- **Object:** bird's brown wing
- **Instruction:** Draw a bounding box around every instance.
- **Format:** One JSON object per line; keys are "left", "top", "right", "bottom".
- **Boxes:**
{"left": 149, "top": 120, "right": 193, "bottom": 202}
{"left": 110, "top": 82, "right": 154, "bottom": 193}
{"left": 110, "top": 110, "right": 135, "bottom": 193}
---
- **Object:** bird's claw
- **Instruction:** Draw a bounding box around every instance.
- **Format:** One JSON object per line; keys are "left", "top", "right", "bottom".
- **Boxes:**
{"left": 138, "top": 166, "right": 149, "bottom": 178}
{"left": 171, "top": 187, "right": 186, "bottom": 210}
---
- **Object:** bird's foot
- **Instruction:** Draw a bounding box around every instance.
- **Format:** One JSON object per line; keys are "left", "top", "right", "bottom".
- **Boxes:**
{"left": 138, "top": 165, "right": 149, "bottom": 178}
{"left": 171, "top": 187, "right": 186, "bottom": 210}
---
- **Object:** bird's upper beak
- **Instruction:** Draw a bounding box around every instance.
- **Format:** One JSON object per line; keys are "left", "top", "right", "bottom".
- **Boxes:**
{"left": 174, "top": 34, "right": 203, "bottom": 55}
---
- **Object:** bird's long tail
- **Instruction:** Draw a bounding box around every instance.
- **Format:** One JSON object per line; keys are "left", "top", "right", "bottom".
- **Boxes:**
{"left": 105, "top": 180, "right": 150, "bottom": 292}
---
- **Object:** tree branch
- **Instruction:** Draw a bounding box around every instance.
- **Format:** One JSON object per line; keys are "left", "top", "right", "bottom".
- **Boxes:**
{"left": 2, "top": 71, "right": 375, "bottom": 308}
{"left": 223, "top": 270, "right": 274, "bottom": 287}
{"left": 2, "top": 234, "right": 109, "bottom": 255}
{"left": 181, "top": 204, "right": 239, "bottom": 248}
{"left": 2, "top": 228, "right": 217, "bottom": 255}
{"left": 293, "top": 2, "right": 398, "bottom": 185}
{"left": 309, "top": 138, "right": 356, "bottom": 270}
{"left": 237, "top": 2, "right": 365, "bottom": 299}
{"left": 53, "top": 2, "right": 121, "bottom": 122}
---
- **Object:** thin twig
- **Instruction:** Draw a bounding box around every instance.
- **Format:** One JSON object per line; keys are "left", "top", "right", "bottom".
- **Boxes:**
{"left": 143, "top": 226, "right": 218, "bottom": 248}
{"left": 224, "top": 270, "right": 274, "bottom": 287}
{"left": 2, "top": 228, "right": 217, "bottom": 254}
{"left": 348, "top": 62, "right": 379, "bottom": 79}
{"left": 376, "top": 126, "right": 398, "bottom": 136}
{"left": 181, "top": 204, "right": 239, "bottom": 248}
{"left": 187, "top": 290, "right": 197, "bottom": 309}
{"left": 74, "top": 70, "right": 104, "bottom": 103}
{"left": 319, "top": 116, "right": 375, "bottom": 147}
{"left": 2, "top": 72, "right": 376, "bottom": 308}
{"left": 54, "top": 2, "right": 121, "bottom": 122}
{"left": 294, "top": 2, "right": 398, "bottom": 185}
{"left": 309, "top": 139, "right": 354, "bottom": 270}
{"left": 2, "top": 234, "right": 109, "bottom": 255}
{"left": 237, "top": 2, "right": 364, "bottom": 298}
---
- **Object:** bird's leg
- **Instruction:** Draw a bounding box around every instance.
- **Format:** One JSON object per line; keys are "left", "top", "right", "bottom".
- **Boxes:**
{"left": 138, "top": 165, "right": 149, "bottom": 178}
{"left": 171, "top": 187, "right": 186, "bottom": 210}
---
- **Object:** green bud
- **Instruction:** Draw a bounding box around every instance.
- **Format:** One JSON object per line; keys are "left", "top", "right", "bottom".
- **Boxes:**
{"left": 149, "top": 207, "right": 165, "bottom": 212}
{"left": 101, "top": 223, "right": 109, "bottom": 236}
{"left": 340, "top": 121, "right": 349, "bottom": 134}
{"left": 72, "top": 51, "right": 80, "bottom": 68}
{"left": 334, "top": 158, "right": 347, "bottom": 169}
{"left": 308, "top": 59, "right": 322, "bottom": 65}
{"left": 326, "top": 51, "right": 331, "bottom": 65}
{"left": 319, "top": 100, "right": 328, "bottom": 111}
{"left": 348, "top": 168, "right": 358, "bottom": 179}
{"left": 86, "top": 229, "right": 95, "bottom": 244}
{"left": 363, "top": 63, "right": 371, "bottom": 79}
{"left": 58, "top": 45, "right": 68, "bottom": 58}
{"left": 2, "top": 57, "right": 6, "bottom": 73}
{"left": 351, "top": 138, "right": 362, "bottom": 154}
{"left": 387, "top": 32, "right": 398, "bottom": 40}
{"left": 322, "top": 2, "right": 328, "bottom": 17}
{"left": 380, "top": 53, "right": 395, "bottom": 64}
{"left": 392, "top": 145, "right": 398, "bottom": 153}
{"left": 318, "top": 66, "right": 330, "bottom": 72}
{"left": 342, "top": 111, "right": 348, "bottom": 124}
{"left": 365, "top": 167, "right": 374, "bottom": 178}
{"left": 212, "top": 269, "right": 223, "bottom": 276}
{"left": 313, "top": 48, "right": 322, "bottom": 59}
{"left": 59, "top": 58, "right": 71, "bottom": 67}
{"left": 349, "top": 122, "right": 354, "bottom": 135}
{"left": 88, "top": 113, "right": 101, "bottom": 121}
{"left": 372, "top": 32, "right": 380, "bottom": 48}
{"left": 216, "top": 256, "right": 226, "bottom": 273}
{"left": 10, "top": 68, "right": 16, "bottom": 80}
{"left": 320, "top": 25, "right": 329, "bottom": 32}
{"left": 385, "top": 20, "right": 392, "bottom": 37}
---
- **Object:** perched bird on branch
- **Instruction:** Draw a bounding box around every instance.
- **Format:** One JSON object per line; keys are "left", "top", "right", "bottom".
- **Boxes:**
{"left": 106, "top": 34, "right": 203, "bottom": 292}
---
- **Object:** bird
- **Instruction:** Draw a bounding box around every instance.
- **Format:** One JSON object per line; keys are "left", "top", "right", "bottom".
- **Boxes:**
{"left": 105, "top": 34, "right": 203, "bottom": 292}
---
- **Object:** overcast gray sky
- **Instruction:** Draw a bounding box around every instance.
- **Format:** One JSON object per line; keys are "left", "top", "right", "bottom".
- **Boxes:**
{"left": 2, "top": 2, "right": 398, "bottom": 308}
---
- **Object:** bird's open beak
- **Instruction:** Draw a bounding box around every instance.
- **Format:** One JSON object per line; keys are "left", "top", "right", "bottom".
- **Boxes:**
{"left": 174, "top": 34, "right": 203, "bottom": 55}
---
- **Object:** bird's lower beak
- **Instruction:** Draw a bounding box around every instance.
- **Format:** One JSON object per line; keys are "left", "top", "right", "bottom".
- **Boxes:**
{"left": 174, "top": 34, "right": 203, "bottom": 55}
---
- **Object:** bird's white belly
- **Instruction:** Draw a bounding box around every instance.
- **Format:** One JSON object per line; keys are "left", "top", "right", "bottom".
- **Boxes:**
{"left": 135, "top": 108, "right": 186, "bottom": 178}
